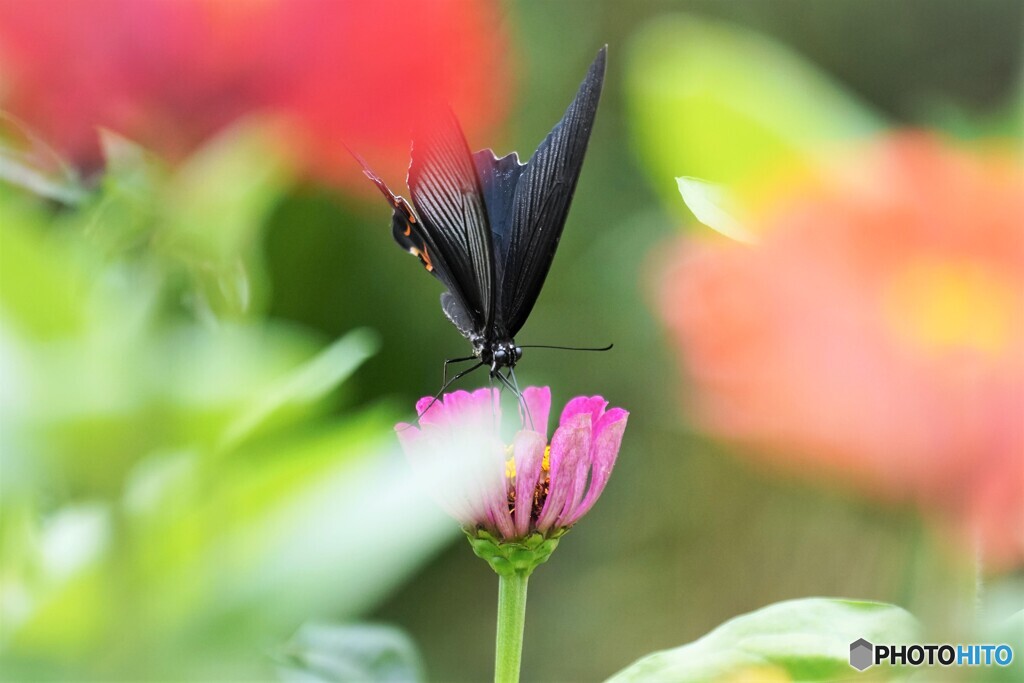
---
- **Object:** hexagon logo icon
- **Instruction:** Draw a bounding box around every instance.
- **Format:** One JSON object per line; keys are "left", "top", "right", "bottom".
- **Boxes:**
{"left": 850, "top": 638, "right": 874, "bottom": 671}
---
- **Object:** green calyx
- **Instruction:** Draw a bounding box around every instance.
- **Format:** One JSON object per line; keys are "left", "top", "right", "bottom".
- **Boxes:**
{"left": 465, "top": 528, "right": 568, "bottom": 577}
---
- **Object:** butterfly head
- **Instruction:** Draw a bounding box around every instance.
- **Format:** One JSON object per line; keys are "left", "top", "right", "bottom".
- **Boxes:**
{"left": 480, "top": 340, "right": 523, "bottom": 376}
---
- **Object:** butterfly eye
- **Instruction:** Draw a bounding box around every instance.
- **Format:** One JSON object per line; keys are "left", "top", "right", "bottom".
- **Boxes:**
{"left": 514, "top": 346, "right": 523, "bottom": 360}
{"left": 493, "top": 349, "right": 507, "bottom": 362}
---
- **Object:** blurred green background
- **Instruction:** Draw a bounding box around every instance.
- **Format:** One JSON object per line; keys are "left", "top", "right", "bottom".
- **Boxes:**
{"left": 1, "top": 1, "right": 1021, "bottom": 681}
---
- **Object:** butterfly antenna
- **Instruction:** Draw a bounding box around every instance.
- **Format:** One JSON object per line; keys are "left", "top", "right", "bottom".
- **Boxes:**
{"left": 397, "top": 361, "right": 485, "bottom": 431}
{"left": 518, "top": 343, "right": 614, "bottom": 352}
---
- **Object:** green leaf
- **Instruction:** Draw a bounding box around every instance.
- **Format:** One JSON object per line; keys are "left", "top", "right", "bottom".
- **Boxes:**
{"left": 99, "top": 130, "right": 166, "bottom": 194}
{"left": 976, "top": 578, "right": 1024, "bottom": 682}
{"left": 607, "top": 598, "right": 919, "bottom": 682}
{"left": 84, "top": 130, "right": 168, "bottom": 257}
{"left": 676, "top": 177, "right": 755, "bottom": 243}
{"left": 161, "top": 118, "right": 294, "bottom": 317}
{"left": 626, "top": 15, "right": 885, "bottom": 217}
{"left": 0, "top": 201, "right": 88, "bottom": 337}
{"left": 219, "top": 328, "right": 381, "bottom": 451}
{"left": 277, "top": 623, "right": 425, "bottom": 683}
{"left": 0, "top": 113, "right": 87, "bottom": 204}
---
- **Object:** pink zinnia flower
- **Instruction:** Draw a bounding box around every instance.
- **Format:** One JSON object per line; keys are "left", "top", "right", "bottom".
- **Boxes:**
{"left": 396, "top": 387, "right": 628, "bottom": 545}
{"left": 0, "top": 0, "right": 510, "bottom": 187}
{"left": 657, "top": 133, "right": 1024, "bottom": 570}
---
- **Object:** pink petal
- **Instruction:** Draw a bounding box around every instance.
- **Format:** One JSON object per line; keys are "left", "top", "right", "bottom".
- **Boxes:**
{"left": 440, "top": 389, "right": 474, "bottom": 426}
{"left": 556, "top": 439, "right": 593, "bottom": 526}
{"left": 536, "top": 413, "right": 591, "bottom": 532}
{"left": 418, "top": 387, "right": 500, "bottom": 432}
{"left": 481, "top": 453, "right": 516, "bottom": 539}
{"left": 451, "top": 434, "right": 510, "bottom": 535}
{"left": 512, "top": 430, "right": 546, "bottom": 537}
{"left": 397, "top": 425, "right": 474, "bottom": 525}
{"left": 593, "top": 407, "right": 629, "bottom": 442}
{"left": 400, "top": 389, "right": 510, "bottom": 533}
{"left": 559, "top": 395, "right": 608, "bottom": 430}
{"left": 415, "top": 395, "right": 447, "bottom": 427}
{"left": 394, "top": 423, "right": 424, "bottom": 453}
{"left": 564, "top": 410, "right": 628, "bottom": 526}
{"left": 519, "top": 386, "right": 551, "bottom": 439}
{"left": 463, "top": 387, "right": 501, "bottom": 431}
{"left": 394, "top": 421, "right": 419, "bottom": 437}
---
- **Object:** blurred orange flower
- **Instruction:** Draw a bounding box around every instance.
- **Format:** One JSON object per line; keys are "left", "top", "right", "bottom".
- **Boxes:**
{"left": 0, "top": 0, "right": 510, "bottom": 186}
{"left": 658, "top": 134, "right": 1024, "bottom": 569}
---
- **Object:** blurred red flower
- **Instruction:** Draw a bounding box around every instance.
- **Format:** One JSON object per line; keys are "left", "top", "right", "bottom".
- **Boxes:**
{"left": 657, "top": 134, "right": 1024, "bottom": 569}
{"left": 0, "top": 0, "right": 510, "bottom": 186}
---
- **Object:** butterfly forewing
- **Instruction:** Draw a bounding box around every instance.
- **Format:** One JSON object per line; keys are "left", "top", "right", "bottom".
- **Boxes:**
{"left": 493, "top": 47, "right": 606, "bottom": 337}
{"left": 354, "top": 47, "right": 607, "bottom": 371}
{"left": 408, "top": 110, "right": 496, "bottom": 335}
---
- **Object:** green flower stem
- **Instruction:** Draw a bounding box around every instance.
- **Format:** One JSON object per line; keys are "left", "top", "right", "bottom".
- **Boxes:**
{"left": 495, "top": 571, "right": 529, "bottom": 683}
{"left": 467, "top": 530, "right": 566, "bottom": 683}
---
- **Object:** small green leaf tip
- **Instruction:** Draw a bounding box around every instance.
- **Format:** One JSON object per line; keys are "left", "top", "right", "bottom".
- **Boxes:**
{"left": 676, "top": 176, "right": 756, "bottom": 244}
{"left": 465, "top": 529, "right": 567, "bottom": 577}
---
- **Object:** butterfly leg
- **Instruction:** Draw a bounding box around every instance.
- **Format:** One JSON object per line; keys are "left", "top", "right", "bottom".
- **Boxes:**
{"left": 402, "top": 361, "right": 485, "bottom": 428}
{"left": 487, "top": 370, "right": 501, "bottom": 422}
{"left": 494, "top": 370, "right": 522, "bottom": 406}
{"left": 508, "top": 366, "right": 534, "bottom": 432}
{"left": 442, "top": 355, "right": 477, "bottom": 386}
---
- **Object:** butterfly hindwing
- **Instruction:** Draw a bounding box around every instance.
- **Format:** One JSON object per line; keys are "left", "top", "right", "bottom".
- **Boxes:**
{"left": 408, "top": 109, "right": 496, "bottom": 336}
{"left": 479, "top": 46, "right": 606, "bottom": 337}
{"left": 353, "top": 156, "right": 446, "bottom": 279}
{"left": 440, "top": 292, "right": 477, "bottom": 340}
{"left": 353, "top": 149, "right": 481, "bottom": 343}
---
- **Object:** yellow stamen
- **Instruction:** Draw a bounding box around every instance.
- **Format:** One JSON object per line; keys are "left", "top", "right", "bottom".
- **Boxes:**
{"left": 504, "top": 444, "right": 551, "bottom": 481}
{"left": 504, "top": 444, "right": 516, "bottom": 480}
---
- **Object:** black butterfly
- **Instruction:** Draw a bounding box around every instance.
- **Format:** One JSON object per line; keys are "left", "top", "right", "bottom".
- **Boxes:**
{"left": 354, "top": 47, "right": 607, "bottom": 391}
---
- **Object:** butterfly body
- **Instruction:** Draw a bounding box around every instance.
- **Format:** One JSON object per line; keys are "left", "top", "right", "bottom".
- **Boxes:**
{"left": 355, "top": 47, "right": 606, "bottom": 379}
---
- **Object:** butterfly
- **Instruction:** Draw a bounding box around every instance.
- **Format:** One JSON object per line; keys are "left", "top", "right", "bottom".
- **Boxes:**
{"left": 353, "top": 46, "right": 607, "bottom": 393}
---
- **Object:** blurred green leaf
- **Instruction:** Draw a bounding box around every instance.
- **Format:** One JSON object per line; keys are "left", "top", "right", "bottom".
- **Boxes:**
{"left": 0, "top": 202, "right": 88, "bottom": 338}
{"left": 162, "top": 118, "right": 294, "bottom": 317}
{"left": 277, "top": 623, "right": 426, "bottom": 683}
{"left": 0, "top": 113, "right": 87, "bottom": 204}
{"left": 0, "top": 119, "right": 465, "bottom": 680}
{"left": 975, "top": 579, "right": 1024, "bottom": 682}
{"left": 99, "top": 129, "right": 166, "bottom": 194}
{"left": 676, "top": 177, "right": 754, "bottom": 243}
{"left": 78, "top": 120, "right": 294, "bottom": 318}
{"left": 83, "top": 131, "right": 166, "bottom": 257}
{"left": 220, "top": 327, "right": 381, "bottom": 451}
{"left": 626, "top": 15, "right": 886, "bottom": 218}
{"left": 984, "top": 609, "right": 1024, "bottom": 682}
{"left": 992, "top": 610, "right": 1023, "bottom": 681}
{"left": 607, "top": 599, "right": 918, "bottom": 682}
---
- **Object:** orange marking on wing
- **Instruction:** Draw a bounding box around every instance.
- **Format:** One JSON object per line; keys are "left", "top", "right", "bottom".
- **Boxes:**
{"left": 409, "top": 246, "right": 434, "bottom": 272}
